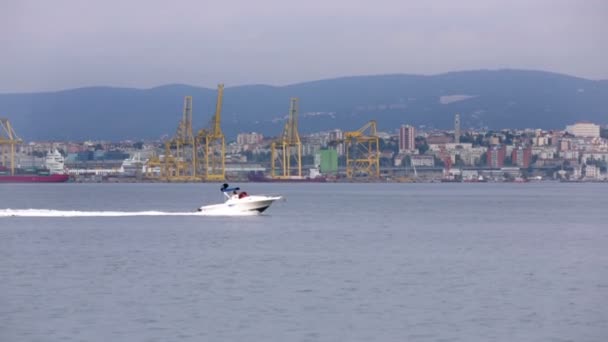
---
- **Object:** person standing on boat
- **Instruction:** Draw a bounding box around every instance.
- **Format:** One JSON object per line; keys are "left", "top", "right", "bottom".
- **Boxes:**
{"left": 221, "top": 183, "right": 241, "bottom": 199}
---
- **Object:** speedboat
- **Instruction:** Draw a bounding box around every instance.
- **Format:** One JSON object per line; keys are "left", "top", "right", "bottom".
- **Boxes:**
{"left": 197, "top": 184, "right": 282, "bottom": 215}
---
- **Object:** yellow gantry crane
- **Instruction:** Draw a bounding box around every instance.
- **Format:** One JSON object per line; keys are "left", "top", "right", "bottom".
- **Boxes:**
{"left": 196, "top": 84, "right": 226, "bottom": 181}
{"left": 144, "top": 154, "right": 163, "bottom": 179}
{"left": 0, "top": 118, "right": 22, "bottom": 176}
{"left": 271, "top": 98, "right": 302, "bottom": 179}
{"left": 147, "top": 84, "right": 225, "bottom": 182}
{"left": 162, "top": 96, "right": 197, "bottom": 180}
{"left": 344, "top": 120, "right": 380, "bottom": 179}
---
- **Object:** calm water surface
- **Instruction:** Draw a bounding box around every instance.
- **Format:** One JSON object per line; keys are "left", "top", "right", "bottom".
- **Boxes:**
{"left": 1, "top": 183, "right": 607, "bottom": 342}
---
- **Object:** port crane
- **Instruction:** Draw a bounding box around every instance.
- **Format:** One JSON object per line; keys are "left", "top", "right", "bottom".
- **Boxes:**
{"left": 271, "top": 98, "right": 302, "bottom": 179}
{"left": 162, "top": 96, "right": 197, "bottom": 181}
{"left": 146, "top": 84, "right": 225, "bottom": 181}
{"left": 196, "top": 84, "right": 225, "bottom": 181}
{"left": 343, "top": 120, "right": 380, "bottom": 179}
{"left": 144, "top": 154, "right": 163, "bottom": 178}
{"left": 0, "top": 118, "right": 22, "bottom": 176}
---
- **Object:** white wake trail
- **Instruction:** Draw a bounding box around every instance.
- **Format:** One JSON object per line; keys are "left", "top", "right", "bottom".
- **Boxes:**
{"left": 0, "top": 209, "right": 258, "bottom": 217}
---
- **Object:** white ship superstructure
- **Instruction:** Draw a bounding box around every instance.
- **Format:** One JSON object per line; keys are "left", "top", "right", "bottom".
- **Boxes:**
{"left": 45, "top": 149, "right": 66, "bottom": 175}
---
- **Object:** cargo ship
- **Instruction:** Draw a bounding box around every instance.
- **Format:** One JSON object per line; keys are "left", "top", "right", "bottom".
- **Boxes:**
{"left": 247, "top": 168, "right": 327, "bottom": 183}
{"left": 0, "top": 171, "right": 70, "bottom": 183}
{"left": 0, "top": 150, "right": 69, "bottom": 183}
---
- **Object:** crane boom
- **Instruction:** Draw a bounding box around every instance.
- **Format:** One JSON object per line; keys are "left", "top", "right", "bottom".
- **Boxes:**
{"left": 343, "top": 120, "right": 380, "bottom": 178}
{"left": 212, "top": 84, "right": 224, "bottom": 137}
{"left": 286, "top": 97, "right": 300, "bottom": 144}
{"left": 195, "top": 84, "right": 226, "bottom": 181}
{"left": 271, "top": 98, "right": 302, "bottom": 179}
{"left": 183, "top": 96, "right": 194, "bottom": 144}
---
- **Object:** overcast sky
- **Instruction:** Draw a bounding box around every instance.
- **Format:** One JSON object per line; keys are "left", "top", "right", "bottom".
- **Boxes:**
{"left": 1, "top": 0, "right": 606, "bottom": 92}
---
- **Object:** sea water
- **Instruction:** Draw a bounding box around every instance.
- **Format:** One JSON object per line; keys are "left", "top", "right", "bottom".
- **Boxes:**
{"left": 1, "top": 183, "right": 607, "bottom": 341}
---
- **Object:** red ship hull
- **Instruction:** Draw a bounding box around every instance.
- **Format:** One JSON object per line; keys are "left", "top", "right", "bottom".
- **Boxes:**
{"left": 0, "top": 174, "right": 70, "bottom": 183}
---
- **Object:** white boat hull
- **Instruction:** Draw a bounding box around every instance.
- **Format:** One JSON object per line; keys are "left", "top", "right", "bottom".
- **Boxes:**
{"left": 197, "top": 195, "right": 281, "bottom": 215}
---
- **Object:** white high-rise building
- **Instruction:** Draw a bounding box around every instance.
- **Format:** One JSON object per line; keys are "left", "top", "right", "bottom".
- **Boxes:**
{"left": 329, "top": 129, "right": 345, "bottom": 156}
{"left": 565, "top": 122, "right": 600, "bottom": 138}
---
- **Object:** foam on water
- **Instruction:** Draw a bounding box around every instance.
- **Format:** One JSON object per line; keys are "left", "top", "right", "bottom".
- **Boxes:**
{"left": 0, "top": 209, "right": 259, "bottom": 217}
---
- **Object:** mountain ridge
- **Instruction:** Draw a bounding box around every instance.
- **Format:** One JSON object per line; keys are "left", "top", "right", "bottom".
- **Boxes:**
{"left": 1, "top": 69, "right": 606, "bottom": 141}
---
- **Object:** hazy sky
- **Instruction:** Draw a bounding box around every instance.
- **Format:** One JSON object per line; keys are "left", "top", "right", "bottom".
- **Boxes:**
{"left": 1, "top": 0, "right": 606, "bottom": 92}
